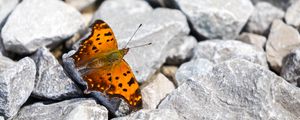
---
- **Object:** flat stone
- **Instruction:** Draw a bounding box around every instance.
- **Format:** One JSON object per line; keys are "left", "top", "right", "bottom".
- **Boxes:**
{"left": 171, "top": 0, "right": 253, "bottom": 39}
{"left": 159, "top": 59, "right": 300, "bottom": 119}
{"left": 266, "top": 19, "right": 300, "bottom": 73}
{"left": 166, "top": 36, "right": 197, "bottom": 65}
{"left": 237, "top": 32, "right": 267, "bottom": 50}
{"left": 13, "top": 98, "right": 108, "bottom": 120}
{"left": 285, "top": 0, "right": 300, "bottom": 28}
{"left": 281, "top": 48, "right": 300, "bottom": 86}
{"left": 246, "top": 2, "right": 284, "bottom": 35}
{"left": 31, "top": 47, "right": 82, "bottom": 100}
{"left": 141, "top": 73, "right": 175, "bottom": 109}
{"left": 0, "top": 56, "right": 36, "bottom": 118}
{"left": 112, "top": 109, "right": 182, "bottom": 120}
{"left": 65, "top": 0, "right": 96, "bottom": 11}
{"left": 1, "top": 0, "right": 85, "bottom": 54}
{"left": 0, "top": 0, "right": 18, "bottom": 25}
{"left": 175, "top": 59, "right": 214, "bottom": 86}
{"left": 193, "top": 40, "right": 268, "bottom": 67}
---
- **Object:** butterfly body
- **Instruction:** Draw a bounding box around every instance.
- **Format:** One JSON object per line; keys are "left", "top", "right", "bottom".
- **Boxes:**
{"left": 72, "top": 20, "right": 142, "bottom": 109}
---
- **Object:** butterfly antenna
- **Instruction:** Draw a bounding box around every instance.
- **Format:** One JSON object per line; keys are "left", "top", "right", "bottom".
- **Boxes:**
{"left": 129, "top": 43, "right": 152, "bottom": 49}
{"left": 124, "top": 24, "right": 142, "bottom": 48}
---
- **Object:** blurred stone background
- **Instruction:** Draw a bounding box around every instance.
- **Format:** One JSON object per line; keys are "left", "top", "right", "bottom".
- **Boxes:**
{"left": 0, "top": 0, "right": 300, "bottom": 119}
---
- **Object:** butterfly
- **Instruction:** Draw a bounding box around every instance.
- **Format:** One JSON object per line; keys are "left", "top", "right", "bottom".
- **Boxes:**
{"left": 72, "top": 20, "right": 142, "bottom": 109}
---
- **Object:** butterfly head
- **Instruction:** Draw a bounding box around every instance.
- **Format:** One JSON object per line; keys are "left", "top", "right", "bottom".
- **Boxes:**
{"left": 120, "top": 48, "right": 129, "bottom": 57}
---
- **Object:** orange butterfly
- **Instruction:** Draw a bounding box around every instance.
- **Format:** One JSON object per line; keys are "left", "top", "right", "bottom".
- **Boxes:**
{"left": 72, "top": 20, "right": 142, "bottom": 109}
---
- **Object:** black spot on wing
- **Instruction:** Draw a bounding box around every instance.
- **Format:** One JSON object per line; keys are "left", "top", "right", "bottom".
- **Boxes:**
{"left": 104, "top": 32, "right": 112, "bottom": 36}
{"left": 128, "top": 77, "right": 135, "bottom": 86}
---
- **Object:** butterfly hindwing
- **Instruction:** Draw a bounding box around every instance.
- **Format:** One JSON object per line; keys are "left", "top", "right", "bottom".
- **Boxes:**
{"left": 72, "top": 20, "right": 118, "bottom": 67}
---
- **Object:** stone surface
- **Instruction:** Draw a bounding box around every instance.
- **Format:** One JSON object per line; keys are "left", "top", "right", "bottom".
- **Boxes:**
{"left": 175, "top": 59, "right": 214, "bottom": 86}
{"left": 237, "top": 32, "right": 267, "bottom": 50}
{"left": 1, "top": 0, "right": 85, "bottom": 54}
{"left": 285, "top": 0, "right": 300, "bottom": 28}
{"left": 112, "top": 109, "right": 182, "bottom": 120}
{"left": 13, "top": 98, "right": 108, "bottom": 120}
{"left": 166, "top": 36, "right": 197, "bottom": 65}
{"left": 141, "top": 73, "right": 175, "bottom": 109}
{"left": 0, "top": 56, "right": 36, "bottom": 118}
{"left": 159, "top": 59, "right": 300, "bottom": 119}
{"left": 266, "top": 19, "right": 300, "bottom": 73}
{"left": 281, "top": 48, "right": 300, "bottom": 86}
{"left": 246, "top": 2, "right": 284, "bottom": 35}
{"left": 251, "top": 0, "right": 296, "bottom": 10}
{"left": 31, "top": 47, "right": 82, "bottom": 100}
{"left": 65, "top": 0, "right": 96, "bottom": 11}
{"left": 193, "top": 40, "right": 268, "bottom": 67}
{"left": 161, "top": 66, "right": 178, "bottom": 82}
{"left": 0, "top": 116, "right": 3, "bottom": 120}
{"left": 0, "top": 0, "right": 18, "bottom": 25}
{"left": 172, "top": 0, "right": 253, "bottom": 39}
{"left": 83, "top": 0, "right": 190, "bottom": 83}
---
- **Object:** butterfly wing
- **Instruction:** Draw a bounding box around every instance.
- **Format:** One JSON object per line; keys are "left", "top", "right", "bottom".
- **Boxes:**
{"left": 72, "top": 20, "right": 118, "bottom": 67}
{"left": 83, "top": 59, "right": 142, "bottom": 108}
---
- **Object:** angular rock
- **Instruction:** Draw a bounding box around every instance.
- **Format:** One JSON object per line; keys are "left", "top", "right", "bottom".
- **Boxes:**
{"left": 285, "top": 0, "right": 300, "bottom": 28}
{"left": 246, "top": 2, "right": 284, "bottom": 35}
{"left": 193, "top": 40, "right": 268, "bottom": 67}
{"left": 13, "top": 98, "right": 108, "bottom": 120}
{"left": 31, "top": 47, "right": 82, "bottom": 100}
{"left": 159, "top": 59, "right": 300, "bottom": 119}
{"left": 112, "top": 109, "right": 182, "bottom": 120}
{"left": 281, "top": 48, "right": 300, "bottom": 86}
{"left": 237, "top": 32, "right": 267, "bottom": 50}
{"left": 141, "top": 73, "right": 175, "bottom": 109}
{"left": 175, "top": 59, "right": 214, "bottom": 86}
{"left": 1, "top": 0, "right": 85, "bottom": 54}
{"left": 166, "top": 36, "right": 197, "bottom": 65}
{"left": 65, "top": 0, "right": 96, "bottom": 11}
{"left": 85, "top": 1, "right": 190, "bottom": 83}
{"left": 0, "top": 56, "right": 36, "bottom": 118}
{"left": 171, "top": 0, "right": 253, "bottom": 39}
{"left": 266, "top": 19, "right": 300, "bottom": 73}
{"left": 0, "top": 0, "right": 18, "bottom": 26}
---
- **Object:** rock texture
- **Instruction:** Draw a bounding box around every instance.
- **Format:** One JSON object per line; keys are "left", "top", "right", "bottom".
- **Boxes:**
{"left": 0, "top": 56, "right": 36, "bottom": 118}
{"left": 281, "top": 48, "right": 300, "bottom": 86}
{"left": 141, "top": 73, "right": 175, "bottom": 109}
{"left": 193, "top": 40, "right": 267, "bottom": 67}
{"left": 31, "top": 47, "right": 82, "bottom": 100}
{"left": 1, "top": 0, "right": 85, "bottom": 54}
{"left": 65, "top": 0, "right": 96, "bottom": 11}
{"left": 237, "top": 32, "right": 267, "bottom": 50}
{"left": 171, "top": 0, "right": 254, "bottom": 39}
{"left": 175, "top": 59, "right": 214, "bottom": 86}
{"left": 251, "top": 0, "right": 296, "bottom": 10}
{"left": 13, "top": 98, "right": 108, "bottom": 120}
{"left": 285, "top": 0, "right": 300, "bottom": 28}
{"left": 0, "top": 0, "right": 18, "bottom": 25}
{"left": 159, "top": 59, "right": 300, "bottom": 119}
{"left": 246, "top": 2, "right": 284, "bottom": 34}
{"left": 266, "top": 19, "right": 300, "bottom": 73}
{"left": 112, "top": 109, "right": 182, "bottom": 120}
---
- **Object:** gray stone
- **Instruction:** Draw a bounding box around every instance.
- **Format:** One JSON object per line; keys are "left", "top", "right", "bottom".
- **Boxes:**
{"left": 161, "top": 66, "right": 178, "bottom": 82}
{"left": 31, "top": 47, "right": 82, "bottom": 100}
{"left": 172, "top": 0, "right": 253, "bottom": 39}
{"left": 193, "top": 40, "right": 268, "bottom": 67}
{"left": 285, "top": 0, "right": 300, "bottom": 28}
{"left": 65, "top": 0, "right": 96, "bottom": 11}
{"left": 13, "top": 98, "right": 108, "bottom": 120}
{"left": 0, "top": 116, "right": 3, "bottom": 120}
{"left": 281, "top": 48, "right": 300, "bottom": 86}
{"left": 175, "top": 59, "right": 214, "bottom": 86}
{"left": 0, "top": 0, "right": 18, "bottom": 25}
{"left": 159, "top": 59, "right": 300, "bottom": 119}
{"left": 246, "top": 2, "right": 284, "bottom": 35}
{"left": 87, "top": 1, "right": 190, "bottom": 83}
{"left": 112, "top": 109, "right": 182, "bottom": 120}
{"left": 141, "top": 73, "right": 175, "bottom": 109}
{"left": 166, "top": 36, "right": 197, "bottom": 65}
{"left": 266, "top": 19, "right": 300, "bottom": 73}
{"left": 237, "top": 32, "right": 267, "bottom": 50}
{"left": 251, "top": 0, "right": 297, "bottom": 10}
{"left": 1, "top": 0, "right": 85, "bottom": 54}
{"left": 0, "top": 56, "right": 36, "bottom": 118}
